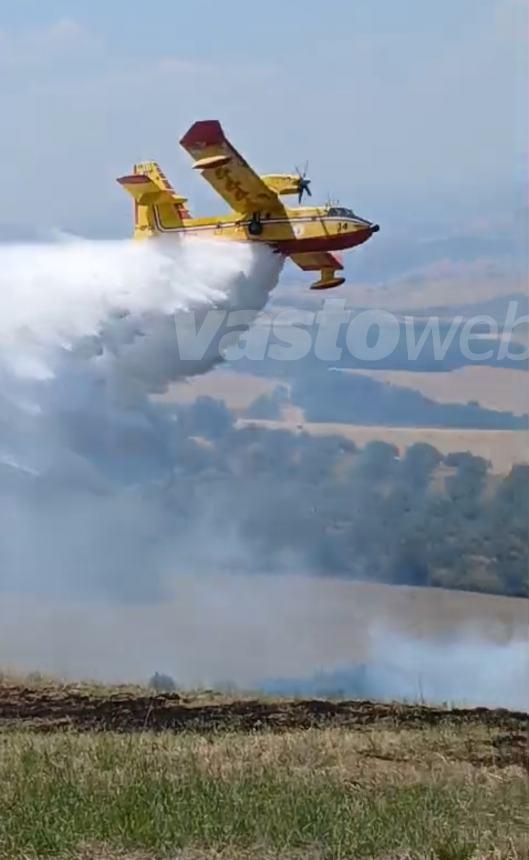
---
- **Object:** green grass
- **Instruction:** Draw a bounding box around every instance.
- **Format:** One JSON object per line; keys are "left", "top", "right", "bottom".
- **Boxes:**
{"left": 0, "top": 730, "right": 527, "bottom": 859}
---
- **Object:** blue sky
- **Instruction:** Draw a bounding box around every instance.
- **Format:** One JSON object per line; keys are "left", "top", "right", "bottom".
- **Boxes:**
{"left": 0, "top": 0, "right": 526, "bottom": 239}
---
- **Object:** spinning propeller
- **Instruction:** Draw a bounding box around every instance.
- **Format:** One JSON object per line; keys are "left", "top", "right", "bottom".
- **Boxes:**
{"left": 295, "top": 162, "right": 312, "bottom": 204}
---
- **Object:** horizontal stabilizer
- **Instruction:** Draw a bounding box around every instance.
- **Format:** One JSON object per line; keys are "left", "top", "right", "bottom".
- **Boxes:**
{"left": 117, "top": 174, "right": 187, "bottom": 207}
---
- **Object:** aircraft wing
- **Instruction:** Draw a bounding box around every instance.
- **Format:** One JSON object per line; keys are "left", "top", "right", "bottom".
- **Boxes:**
{"left": 290, "top": 251, "right": 344, "bottom": 273}
{"left": 180, "top": 120, "right": 284, "bottom": 216}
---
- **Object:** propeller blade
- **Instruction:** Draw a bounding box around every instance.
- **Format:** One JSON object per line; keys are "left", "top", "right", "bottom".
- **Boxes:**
{"left": 295, "top": 164, "right": 311, "bottom": 203}
{"left": 297, "top": 177, "right": 312, "bottom": 203}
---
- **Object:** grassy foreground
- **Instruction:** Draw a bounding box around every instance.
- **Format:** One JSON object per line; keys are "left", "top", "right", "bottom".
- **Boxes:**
{"left": 0, "top": 725, "right": 527, "bottom": 860}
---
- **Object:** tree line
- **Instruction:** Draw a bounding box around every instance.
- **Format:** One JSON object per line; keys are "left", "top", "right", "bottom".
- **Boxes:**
{"left": 161, "top": 396, "right": 528, "bottom": 598}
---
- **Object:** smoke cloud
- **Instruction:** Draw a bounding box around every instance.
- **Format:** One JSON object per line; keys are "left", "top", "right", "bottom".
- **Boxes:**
{"left": 262, "top": 627, "right": 529, "bottom": 710}
{"left": 0, "top": 235, "right": 281, "bottom": 597}
{"left": 0, "top": 235, "right": 526, "bottom": 712}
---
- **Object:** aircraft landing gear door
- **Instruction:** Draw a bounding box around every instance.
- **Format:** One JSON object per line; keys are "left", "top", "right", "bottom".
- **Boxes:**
{"left": 248, "top": 213, "right": 263, "bottom": 236}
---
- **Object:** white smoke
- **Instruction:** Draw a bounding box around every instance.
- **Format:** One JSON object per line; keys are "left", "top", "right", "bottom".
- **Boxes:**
{"left": 0, "top": 235, "right": 282, "bottom": 596}
{"left": 262, "top": 624, "right": 529, "bottom": 710}
{"left": 0, "top": 235, "right": 526, "bottom": 713}
{"left": 0, "top": 573, "right": 526, "bottom": 710}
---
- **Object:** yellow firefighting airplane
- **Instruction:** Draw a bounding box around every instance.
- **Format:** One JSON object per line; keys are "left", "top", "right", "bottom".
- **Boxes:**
{"left": 118, "top": 120, "right": 379, "bottom": 290}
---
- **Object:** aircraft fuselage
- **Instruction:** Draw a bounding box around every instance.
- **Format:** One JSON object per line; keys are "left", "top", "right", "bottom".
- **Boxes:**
{"left": 142, "top": 205, "right": 379, "bottom": 257}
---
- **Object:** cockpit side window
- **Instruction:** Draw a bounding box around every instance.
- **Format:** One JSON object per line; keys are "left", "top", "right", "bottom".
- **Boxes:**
{"left": 328, "top": 206, "right": 355, "bottom": 218}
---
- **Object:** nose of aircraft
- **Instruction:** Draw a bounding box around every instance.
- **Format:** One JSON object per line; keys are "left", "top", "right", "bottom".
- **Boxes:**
{"left": 371, "top": 224, "right": 380, "bottom": 233}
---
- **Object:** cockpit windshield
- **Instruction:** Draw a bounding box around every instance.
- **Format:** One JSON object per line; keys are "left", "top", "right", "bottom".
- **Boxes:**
{"left": 328, "top": 206, "right": 356, "bottom": 218}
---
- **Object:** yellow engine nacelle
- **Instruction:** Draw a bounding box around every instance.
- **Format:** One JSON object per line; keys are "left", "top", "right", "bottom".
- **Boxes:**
{"left": 260, "top": 174, "right": 301, "bottom": 196}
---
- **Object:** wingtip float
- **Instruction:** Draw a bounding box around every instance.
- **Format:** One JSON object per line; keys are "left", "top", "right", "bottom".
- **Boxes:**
{"left": 117, "top": 119, "right": 379, "bottom": 291}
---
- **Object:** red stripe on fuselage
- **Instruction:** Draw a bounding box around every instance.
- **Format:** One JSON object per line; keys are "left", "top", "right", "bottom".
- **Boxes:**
{"left": 276, "top": 228, "right": 373, "bottom": 255}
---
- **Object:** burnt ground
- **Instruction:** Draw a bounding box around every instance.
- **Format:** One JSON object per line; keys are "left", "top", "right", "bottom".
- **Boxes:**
{"left": 0, "top": 682, "right": 526, "bottom": 734}
{"left": 0, "top": 683, "right": 527, "bottom": 771}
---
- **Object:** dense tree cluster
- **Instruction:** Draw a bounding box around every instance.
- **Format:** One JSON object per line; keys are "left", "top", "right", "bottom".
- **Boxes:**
{"left": 3, "top": 387, "right": 525, "bottom": 602}
{"left": 159, "top": 397, "right": 529, "bottom": 598}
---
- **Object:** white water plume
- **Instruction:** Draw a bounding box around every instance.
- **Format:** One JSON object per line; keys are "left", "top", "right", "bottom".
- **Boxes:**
{"left": 0, "top": 235, "right": 281, "bottom": 385}
{"left": 0, "top": 235, "right": 281, "bottom": 467}
{"left": 0, "top": 234, "right": 282, "bottom": 596}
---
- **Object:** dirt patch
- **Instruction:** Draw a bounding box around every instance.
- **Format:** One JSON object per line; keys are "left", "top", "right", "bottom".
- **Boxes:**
{"left": 0, "top": 683, "right": 526, "bottom": 735}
